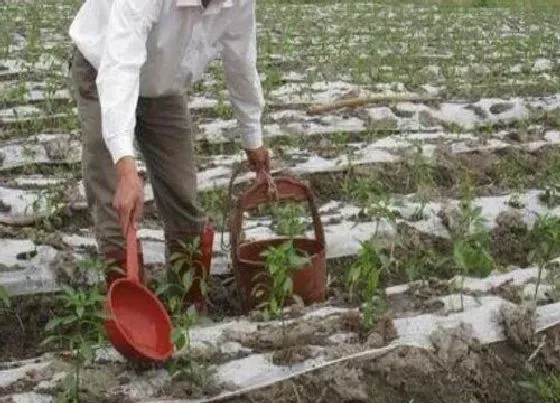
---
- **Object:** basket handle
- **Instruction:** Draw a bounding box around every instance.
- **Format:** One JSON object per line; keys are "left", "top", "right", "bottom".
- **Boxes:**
{"left": 126, "top": 222, "right": 140, "bottom": 284}
{"left": 230, "top": 174, "right": 326, "bottom": 262}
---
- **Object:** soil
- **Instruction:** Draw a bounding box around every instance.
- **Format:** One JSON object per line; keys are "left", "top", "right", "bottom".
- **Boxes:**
{"left": 326, "top": 208, "right": 544, "bottom": 301}
{"left": 488, "top": 280, "right": 524, "bottom": 304}
{"left": 223, "top": 312, "right": 397, "bottom": 360}
{"left": 498, "top": 303, "right": 537, "bottom": 351}
{"left": 271, "top": 345, "right": 317, "bottom": 366}
{"left": 0, "top": 293, "right": 67, "bottom": 362}
{"left": 302, "top": 145, "right": 560, "bottom": 204}
{"left": 1, "top": 358, "right": 155, "bottom": 402}
{"left": 490, "top": 209, "right": 533, "bottom": 268}
{"left": 386, "top": 281, "right": 448, "bottom": 318}
{"left": 219, "top": 324, "right": 560, "bottom": 403}
{"left": 0, "top": 273, "right": 244, "bottom": 363}
{"left": 206, "top": 274, "right": 243, "bottom": 321}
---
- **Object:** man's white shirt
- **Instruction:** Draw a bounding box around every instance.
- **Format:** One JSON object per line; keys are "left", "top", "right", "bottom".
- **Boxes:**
{"left": 69, "top": 0, "right": 264, "bottom": 163}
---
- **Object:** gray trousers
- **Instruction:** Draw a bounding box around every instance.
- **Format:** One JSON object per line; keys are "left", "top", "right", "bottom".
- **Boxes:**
{"left": 69, "top": 47, "right": 207, "bottom": 254}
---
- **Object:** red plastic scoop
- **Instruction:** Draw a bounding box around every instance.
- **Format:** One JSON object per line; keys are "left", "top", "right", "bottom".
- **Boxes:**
{"left": 103, "top": 223, "right": 173, "bottom": 362}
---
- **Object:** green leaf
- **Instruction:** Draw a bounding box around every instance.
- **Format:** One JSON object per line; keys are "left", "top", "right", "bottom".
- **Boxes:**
{"left": 405, "top": 265, "right": 419, "bottom": 282}
{"left": 268, "top": 263, "right": 280, "bottom": 275}
{"left": 164, "top": 359, "right": 177, "bottom": 374}
{"left": 369, "top": 269, "right": 379, "bottom": 290}
{"left": 0, "top": 286, "right": 11, "bottom": 308}
{"left": 348, "top": 264, "right": 362, "bottom": 285}
{"left": 62, "top": 315, "right": 78, "bottom": 326}
{"left": 262, "top": 308, "right": 270, "bottom": 321}
{"left": 518, "top": 381, "right": 537, "bottom": 391}
{"left": 169, "top": 251, "right": 185, "bottom": 264}
{"left": 92, "top": 293, "right": 107, "bottom": 303}
{"left": 200, "top": 280, "right": 209, "bottom": 297}
{"left": 76, "top": 305, "right": 84, "bottom": 318}
{"left": 276, "top": 270, "right": 286, "bottom": 286}
{"left": 41, "top": 335, "right": 62, "bottom": 346}
{"left": 182, "top": 272, "right": 193, "bottom": 291}
{"left": 45, "top": 316, "right": 66, "bottom": 332}
{"left": 453, "top": 242, "right": 466, "bottom": 269}
{"left": 186, "top": 304, "right": 197, "bottom": 319}
{"left": 269, "top": 298, "right": 278, "bottom": 315}
{"left": 80, "top": 342, "right": 94, "bottom": 362}
{"left": 93, "top": 311, "right": 112, "bottom": 320}
{"left": 171, "top": 328, "right": 185, "bottom": 349}
{"left": 283, "top": 277, "right": 293, "bottom": 294}
{"left": 379, "top": 253, "right": 390, "bottom": 268}
{"left": 155, "top": 283, "right": 171, "bottom": 296}
{"left": 288, "top": 254, "right": 310, "bottom": 269}
{"left": 61, "top": 284, "right": 76, "bottom": 297}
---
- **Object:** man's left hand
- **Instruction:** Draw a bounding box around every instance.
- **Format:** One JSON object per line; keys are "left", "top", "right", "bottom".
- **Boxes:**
{"left": 245, "top": 146, "right": 270, "bottom": 173}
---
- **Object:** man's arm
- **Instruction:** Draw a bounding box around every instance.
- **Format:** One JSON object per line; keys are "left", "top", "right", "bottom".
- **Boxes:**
{"left": 219, "top": 0, "right": 265, "bottom": 151}
{"left": 96, "top": 0, "right": 162, "bottom": 166}
{"left": 96, "top": 0, "right": 162, "bottom": 233}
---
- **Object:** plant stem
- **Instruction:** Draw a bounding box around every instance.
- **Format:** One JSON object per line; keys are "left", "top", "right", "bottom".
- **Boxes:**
{"left": 281, "top": 310, "right": 286, "bottom": 350}
{"left": 460, "top": 273, "right": 464, "bottom": 312}
{"left": 15, "top": 312, "right": 25, "bottom": 333}
{"left": 280, "top": 292, "right": 287, "bottom": 349}
{"left": 374, "top": 218, "right": 380, "bottom": 238}
{"left": 534, "top": 264, "right": 544, "bottom": 302}
{"left": 187, "top": 336, "right": 193, "bottom": 380}
{"left": 75, "top": 352, "right": 81, "bottom": 402}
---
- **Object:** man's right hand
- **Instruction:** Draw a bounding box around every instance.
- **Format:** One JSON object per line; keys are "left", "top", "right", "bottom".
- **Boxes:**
{"left": 113, "top": 156, "right": 144, "bottom": 235}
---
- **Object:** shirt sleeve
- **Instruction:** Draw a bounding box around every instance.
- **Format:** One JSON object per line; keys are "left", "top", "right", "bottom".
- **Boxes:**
{"left": 96, "top": 0, "right": 162, "bottom": 164}
{"left": 219, "top": 0, "right": 265, "bottom": 150}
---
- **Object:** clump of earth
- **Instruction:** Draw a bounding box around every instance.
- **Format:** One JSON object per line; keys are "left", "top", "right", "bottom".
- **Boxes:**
{"left": 221, "top": 322, "right": 560, "bottom": 403}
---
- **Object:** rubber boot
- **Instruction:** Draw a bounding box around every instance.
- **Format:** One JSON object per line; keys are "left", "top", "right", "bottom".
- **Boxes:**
{"left": 103, "top": 240, "right": 146, "bottom": 290}
{"left": 166, "top": 221, "right": 214, "bottom": 313}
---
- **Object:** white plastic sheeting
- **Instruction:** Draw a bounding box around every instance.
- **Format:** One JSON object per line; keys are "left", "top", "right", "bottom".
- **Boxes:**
{"left": 3, "top": 185, "right": 560, "bottom": 296}
{"left": 1, "top": 267, "right": 557, "bottom": 403}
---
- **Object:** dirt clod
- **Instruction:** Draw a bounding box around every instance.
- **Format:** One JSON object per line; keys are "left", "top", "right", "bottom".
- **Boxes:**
{"left": 0, "top": 199, "right": 11, "bottom": 212}
{"left": 366, "top": 332, "right": 384, "bottom": 348}
{"left": 491, "top": 209, "right": 531, "bottom": 268}
{"left": 272, "top": 345, "right": 316, "bottom": 366}
{"left": 495, "top": 209, "right": 526, "bottom": 231}
{"left": 49, "top": 249, "right": 83, "bottom": 285}
{"left": 489, "top": 102, "right": 514, "bottom": 115}
{"left": 44, "top": 137, "right": 70, "bottom": 160}
{"left": 429, "top": 323, "right": 475, "bottom": 365}
{"left": 489, "top": 280, "right": 523, "bottom": 304}
{"left": 498, "top": 303, "right": 536, "bottom": 350}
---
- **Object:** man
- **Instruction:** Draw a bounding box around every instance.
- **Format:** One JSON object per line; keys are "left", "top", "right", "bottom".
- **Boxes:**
{"left": 68, "top": 0, "right": 270, "bottom": 309}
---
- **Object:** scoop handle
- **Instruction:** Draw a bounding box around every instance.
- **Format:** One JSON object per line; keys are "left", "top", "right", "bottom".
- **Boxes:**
{"left": 126, "top": 222, "right": 140, "bottom": 284}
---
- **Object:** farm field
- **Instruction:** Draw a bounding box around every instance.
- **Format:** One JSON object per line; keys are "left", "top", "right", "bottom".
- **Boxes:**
{"left": 1, "top": 0, "right": 560, "bottom": 402}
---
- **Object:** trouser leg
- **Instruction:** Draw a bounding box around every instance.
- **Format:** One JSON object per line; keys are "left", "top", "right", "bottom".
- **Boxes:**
{"left": 135, "top": 96, "right": 213, "bottom": 311}
{"left": 69, "top": 47, "right": 144, "bottom": 287}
